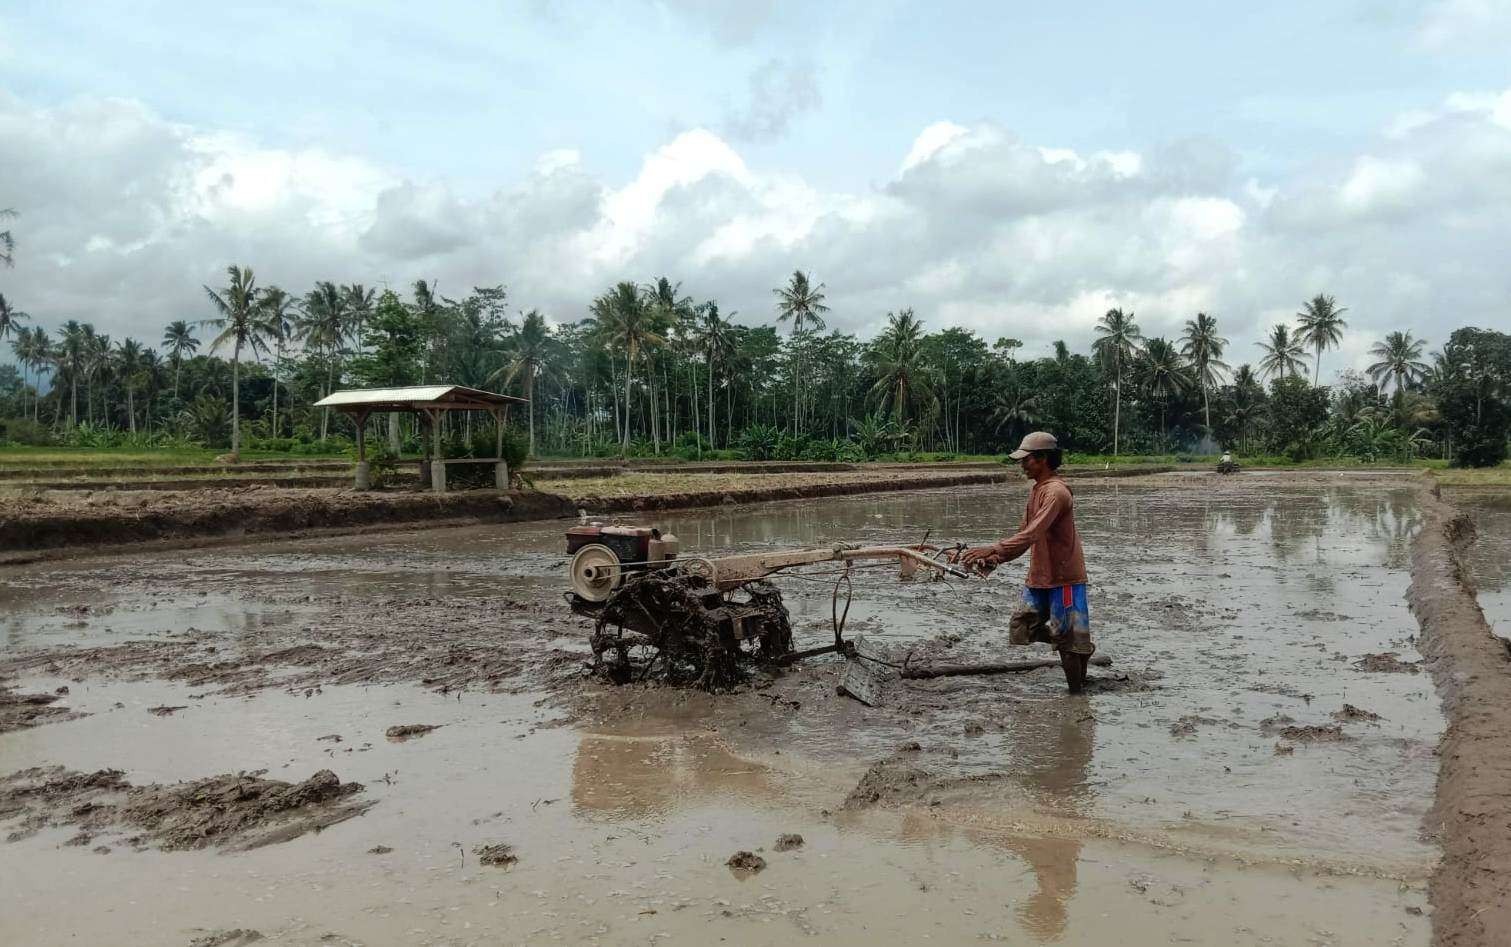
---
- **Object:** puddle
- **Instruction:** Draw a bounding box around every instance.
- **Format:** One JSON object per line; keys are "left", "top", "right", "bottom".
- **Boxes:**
{"left": 0, "top": 479, "right": 1439, "bottom": 944}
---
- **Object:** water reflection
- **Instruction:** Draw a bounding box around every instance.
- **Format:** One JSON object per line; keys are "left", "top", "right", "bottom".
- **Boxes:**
{"left": 569, "top": 729, "right": 777, "bottom": 820}
{"left": 891, "top": 701, "right": 1096, "bottom": 942}
{"left": 997, "top": 704, "right": 1096, "bottom": 940}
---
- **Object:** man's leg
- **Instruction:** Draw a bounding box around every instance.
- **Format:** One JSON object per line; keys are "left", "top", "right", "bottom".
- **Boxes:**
{"left": 1058, "top": 648, "right": 1083, "bottom": 693}
{"left": 1051, "top": 585, "right": 1093, "bottom": 693}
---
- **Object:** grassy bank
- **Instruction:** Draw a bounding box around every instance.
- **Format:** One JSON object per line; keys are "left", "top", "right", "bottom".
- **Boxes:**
{"left": 0, "top": 445, "right": 350, "bottom": 467}
{"left": 1429, "top": 466, "right": 1511, "bottom": 487}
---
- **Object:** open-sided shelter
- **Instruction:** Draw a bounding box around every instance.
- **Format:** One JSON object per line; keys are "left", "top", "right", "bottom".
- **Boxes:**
{"left": 313, "top": 385, "right": 527, "bottom": 492}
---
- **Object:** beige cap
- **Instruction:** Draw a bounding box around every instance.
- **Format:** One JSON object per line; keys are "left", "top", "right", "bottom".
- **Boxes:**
{"left": 1009, "top": 431, "right": 1059, "bottom": 459}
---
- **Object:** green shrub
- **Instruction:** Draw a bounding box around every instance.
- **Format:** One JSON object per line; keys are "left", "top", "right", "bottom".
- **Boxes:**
{"left": 0, "top": 417, "right": 53, "bottom": 445}
{"left": 773, "top": 432, "right": 811, "bottom": 461}
{"left": 737, "top": 424, "right": 779, "bottom": 461}
{"left": 347, "top": 440, "right": 400, "bottom": 487}
{"left": 671, "top": 431, "right": 712, "bottom": 460}
{"left": 433, "top": 426, "right": 531, "bottom": 488}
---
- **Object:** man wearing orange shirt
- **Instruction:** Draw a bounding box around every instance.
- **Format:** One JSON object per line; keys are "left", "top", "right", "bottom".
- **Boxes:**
{"left": 959, "top": 431, "right": 1094, "bottom": 693}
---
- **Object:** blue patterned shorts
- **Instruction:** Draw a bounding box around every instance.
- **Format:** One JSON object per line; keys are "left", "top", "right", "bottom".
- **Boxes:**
{"left": 1021, "top": 584, "right": 1091, "bottom": 648}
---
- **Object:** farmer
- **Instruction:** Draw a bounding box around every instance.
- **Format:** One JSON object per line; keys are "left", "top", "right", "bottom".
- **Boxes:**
{"left": 958, "top": 431, "right": 1094, "bottom": 693}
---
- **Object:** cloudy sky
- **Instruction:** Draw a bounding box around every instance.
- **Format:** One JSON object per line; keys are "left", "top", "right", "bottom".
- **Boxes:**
{"left": 3, "top": 0, "right": 1510, "bottom": 378}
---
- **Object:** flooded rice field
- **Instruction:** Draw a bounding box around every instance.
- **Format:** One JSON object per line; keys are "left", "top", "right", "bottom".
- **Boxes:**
{"left": 0, "top": 475, "right": 1447, "bottom": 945}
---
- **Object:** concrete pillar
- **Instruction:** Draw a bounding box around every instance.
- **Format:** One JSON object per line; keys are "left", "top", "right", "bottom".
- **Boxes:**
{"left": 430, "top": 409, "right": 447, "bottom": 494}
{"left": 354, "top": 461, "right": 372, "bottom": 490}
{"left": 494, "top": 460, "right": 510, "bottom": 490}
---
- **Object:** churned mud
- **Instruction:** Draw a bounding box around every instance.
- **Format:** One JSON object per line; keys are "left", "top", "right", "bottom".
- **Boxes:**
{"left": 1408, "top": 486, "right": 1511, "bottom": 947}
{"left": 0, "top": 681, "right": 82, "bottom": 732}
{"left": 0, "top": 766, "right": 370, "bottom": 852}
{"left": 0, "top": 472, "right": 1449, "bottom": 944}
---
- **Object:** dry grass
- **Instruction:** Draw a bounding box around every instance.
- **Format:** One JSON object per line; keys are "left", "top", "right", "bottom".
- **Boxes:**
{"left": 1430, "top": 466, "right": 1511, "bottom": 489}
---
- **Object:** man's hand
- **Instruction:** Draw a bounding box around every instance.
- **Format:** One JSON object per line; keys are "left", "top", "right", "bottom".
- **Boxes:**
{"left": 956, "top": 545, "right": 1003, "bottom": 576}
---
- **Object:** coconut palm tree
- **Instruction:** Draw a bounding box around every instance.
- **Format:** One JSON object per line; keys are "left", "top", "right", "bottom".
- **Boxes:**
{"left": 58, "top": 320, "right": 86, "bottom": 427}
{"left": 1228, "top": 364, "right": 1262, "bottom": 454}
{"left": 0, "top": 291, "right": 28, "bottom": 343}
{"left": 1180, "top": 312, "right": 1229, "bottom": 435}
{"left": 773, "top": 270, "right": 830, "bottom": 434}
{"left": 488, "top": 309, "right": 553, "bottom": 455}
{"left": 83, "top": 328, "right": 110, "bottom": 425}
{"left": 202, "top": 265, "right": 272, "bottom": 455}
{"left": 345, "top": 283, "right": 375, "bottom": 353}
{"left": 298, "top": 281, "right": 351, "bottom": 441}
{"left": 0, "top": 208, "right": 15, "bottom": 267}
{"left": 11, "top": 325, "right": 40, "bottom": 420}
{"left": 1091, "top": 308, "right": 1142, "bottom": 456}
{"left": 867, "top": 308, "right": 938, "bottom": 426}
{"left": 695, "top": 301, "right": 735, "bottom": 448}
{"left": 1296, "top": 294, "right": 1348, "bottom": 385}
{"left": 30, "top": 327, "right": 52, "bottom": 423}
{"left": 990, "top": 386, "right": 1041, "bottom": 440}
{"left": 114, "top": 338, "right": 146, "bottom": 433}
{"left": 162, "top": 320, "right": 199, "bottom": 399}
{"left": 139, "top": 348, "right": 163, "bottom": 431}
{"left": 590, "top": 281, "right": 664, "bottom": 454}
{"left": 642, "top": 277, "right": 692, "bottom": 450}
{"left": 1256, "top": 324, "right": 1307, "bottom": 382}
{"left": 1136, "top": 337, "right": 1193, "bottom": 446}
{"left": 1367, "top": 331, "right": 1430, "bottom": 394}
{"left": 259, "top": 286, "right": 297, "bottom": 438}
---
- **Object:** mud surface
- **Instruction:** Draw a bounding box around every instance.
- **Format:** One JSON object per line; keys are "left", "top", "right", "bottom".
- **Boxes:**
{"left": 1409, "top": 487, "right": 1511, "bottom": 947}
{"left": 0, "top": 472, "right": 1444, "bottom": 944}
{"left": 0, "top": 681, "right": 83, "bottom": 732}
{"left": 0, "top": 766, "right": 370, "bottom": 852}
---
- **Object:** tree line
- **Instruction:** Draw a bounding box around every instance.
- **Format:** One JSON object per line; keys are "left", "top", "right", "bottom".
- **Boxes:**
{"left": 1, "top": 251, "right": 1508, "bottom": 466}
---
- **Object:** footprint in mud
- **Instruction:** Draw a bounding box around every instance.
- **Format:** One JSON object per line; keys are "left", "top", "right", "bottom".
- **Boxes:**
{"left": 384, "top": 724, "right": 441, "bottom": 742}
{"left": 1332, "top": 703, "right": 1383, "bottom": 723}
{"left": 1353, "top": 652, "right": 1421, "bottom": 674}
{"left": 473, "top": 842, "right": 517, "bottom": 866}
{"left": 188, "top": 930, "right": 263, "bottom": 947}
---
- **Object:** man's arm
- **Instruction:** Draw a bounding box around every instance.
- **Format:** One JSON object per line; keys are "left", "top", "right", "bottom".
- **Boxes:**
{"left": 958, "top": 484, "right": 1068, "bottom": 573}
{"left": 993, "top": 485, "right": 1068, "bottom": 563}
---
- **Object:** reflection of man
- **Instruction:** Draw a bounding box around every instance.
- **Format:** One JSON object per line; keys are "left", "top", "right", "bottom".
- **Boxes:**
{"left": 959, "top": 432, "right": 1094, "bottom": 693}
{"left": 999, "top": 705, "right": 1096, "bottom": 940}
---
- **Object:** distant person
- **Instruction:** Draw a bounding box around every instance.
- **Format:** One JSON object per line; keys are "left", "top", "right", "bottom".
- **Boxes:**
{"left": 958, "top": 432, "right": 1093, "bottom": 693}
{"left": 1220, "top": 451, "right": 1232, "bottom": 465}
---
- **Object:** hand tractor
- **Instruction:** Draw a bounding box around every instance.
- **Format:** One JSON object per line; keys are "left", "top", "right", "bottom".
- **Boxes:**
{"left": 565, "top": 522, "right": 968, "bottom": 691}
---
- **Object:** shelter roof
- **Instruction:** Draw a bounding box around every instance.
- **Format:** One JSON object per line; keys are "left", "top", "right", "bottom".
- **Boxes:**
{"left": 314, "top": 385, "right": 526, "bottom": 411}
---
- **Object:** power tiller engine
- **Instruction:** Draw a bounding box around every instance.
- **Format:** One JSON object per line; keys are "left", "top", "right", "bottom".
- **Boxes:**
{"left": 563, "top": 522, "right": 967, "bottom": 690}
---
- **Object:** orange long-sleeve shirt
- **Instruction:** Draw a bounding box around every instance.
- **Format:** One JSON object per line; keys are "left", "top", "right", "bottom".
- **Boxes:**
{"left": 993, "top": 475, "right": 1087, "bottom": 588}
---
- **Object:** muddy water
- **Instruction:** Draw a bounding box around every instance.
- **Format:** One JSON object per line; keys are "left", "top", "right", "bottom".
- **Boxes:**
{"left": 0, "top": 477, "right": 1438, "bottom": 945}
{"left": 1448, "top": 488, "right": 1511, "bottom": 629}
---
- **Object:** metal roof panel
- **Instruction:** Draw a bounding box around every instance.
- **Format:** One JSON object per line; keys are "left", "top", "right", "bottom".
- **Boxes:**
{"left": 313, "top": 385, "right": 527, "bottom": 408}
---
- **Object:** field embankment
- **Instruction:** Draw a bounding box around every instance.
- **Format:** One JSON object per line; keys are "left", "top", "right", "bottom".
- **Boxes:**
{"left": 1408, "top": 485, "right": 1511, "bottom": 947}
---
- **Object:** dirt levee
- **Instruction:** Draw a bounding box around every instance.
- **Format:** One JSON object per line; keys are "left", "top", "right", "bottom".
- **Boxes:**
{"left": 0, "top": 765, "right": 371, "bottom": 852}
{"left": 0, "top": 486, "right": 575, "bottom": 554}
{"left": 1408, "top": 485, "right": 1511, "bottom": 947}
